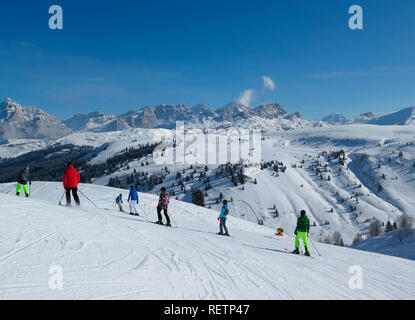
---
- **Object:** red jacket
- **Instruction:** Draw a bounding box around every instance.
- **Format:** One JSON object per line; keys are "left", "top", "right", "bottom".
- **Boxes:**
{"left": 63, "top": 165, "right": 80, "bottom": 189}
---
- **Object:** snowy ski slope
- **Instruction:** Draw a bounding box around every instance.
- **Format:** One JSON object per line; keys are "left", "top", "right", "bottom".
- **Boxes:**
{"left": 0, "top": 182, "right": 414, "bottom": 299}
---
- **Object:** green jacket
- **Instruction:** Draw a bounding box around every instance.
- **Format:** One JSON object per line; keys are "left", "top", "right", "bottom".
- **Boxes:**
{"left": 295, "top": 215, "right": 310, "bottom": 233}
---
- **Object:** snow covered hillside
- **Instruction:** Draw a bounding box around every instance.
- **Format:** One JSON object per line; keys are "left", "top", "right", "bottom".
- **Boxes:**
{"left": 0, "top": 182, "right": 414, "bottom": 300}
{"left": 352, "top": 228, "right": 415, "bottom": 261}
{"left": 1, "top": 124, "right": 414, "bottom": 250}
{"left": 83, "top": 124, "right": 415, "bottom": 247}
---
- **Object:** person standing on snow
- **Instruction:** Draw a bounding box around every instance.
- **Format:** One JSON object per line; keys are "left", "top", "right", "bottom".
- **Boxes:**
{"left": 63, "top": 162, "right": 81, "bottom": 207}
{"left": 217, "top": 200, "right": 230, "bottom": 236}
{"left": 128, "top": 186, "right": 139, "bottom": 216}
{"left": 156, "top": 187, "right": 171, "bottom": 227}
{"left": 115, "top": 194, "right": 124, "bottom": 212}
{"left": 16, "top": 166, "right": 31, "bottom": 197}
{"left": 293, "top": 210, "right": 311, "bottom": 256}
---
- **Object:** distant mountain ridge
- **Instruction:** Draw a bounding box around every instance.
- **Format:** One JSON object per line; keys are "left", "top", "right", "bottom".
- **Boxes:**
{"left": 321, "top": 108, "right": 415, "bottom": 126}
{"left": 2, "top": 97, "right": 414, "bottom": 140}
{"left": 0, "top": 98, "right": 71, "bottom": 140}
{"left": 62, "top": 101, "right": 307, "bottom": 132}
{"left": 368, "top": 107, "right": 415, "bottom": 126}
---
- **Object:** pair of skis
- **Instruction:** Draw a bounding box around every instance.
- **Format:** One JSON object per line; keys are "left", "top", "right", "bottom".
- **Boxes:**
{"left": 283, "top": 248, "right": 313, "bottom": 258}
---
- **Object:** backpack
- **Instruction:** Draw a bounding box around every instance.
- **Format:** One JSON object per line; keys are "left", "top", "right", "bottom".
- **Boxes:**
{"left": 223, "top": 206, "right": 229, "bottom": 216}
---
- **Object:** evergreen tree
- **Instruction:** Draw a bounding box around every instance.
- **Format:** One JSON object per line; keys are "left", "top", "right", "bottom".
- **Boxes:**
{"left": 191, "top": 188, "right": 205, "bottom": 207}
{"left": 385, "top": 221, "right": 393, "bottom": 233}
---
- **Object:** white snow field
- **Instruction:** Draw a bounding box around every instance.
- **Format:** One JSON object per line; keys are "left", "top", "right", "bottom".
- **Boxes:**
{"left": 0, "top": 182, "right": 414, "bottom": 300}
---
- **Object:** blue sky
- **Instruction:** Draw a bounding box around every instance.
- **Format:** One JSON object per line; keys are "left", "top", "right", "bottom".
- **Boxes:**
{"left": 1, "top": 0, "right": 414, "bottom": 120}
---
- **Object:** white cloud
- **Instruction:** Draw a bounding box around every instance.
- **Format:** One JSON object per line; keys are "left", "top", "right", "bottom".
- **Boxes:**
{"left": 16, "top": 42, "right": 36, "bottom": 48}
{"left": 262, "top": 76, "right": 275, "bottom": 91}
{"left": 236, "top": 89, "right": 255, "bottom": 106}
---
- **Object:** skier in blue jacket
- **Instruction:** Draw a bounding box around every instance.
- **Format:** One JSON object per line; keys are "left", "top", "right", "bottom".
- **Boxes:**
{"left": 217, "top": 200, "right": 230, "bottom": 236}
{"left": 128, "top": 186, "right": 139, "bottom": 216}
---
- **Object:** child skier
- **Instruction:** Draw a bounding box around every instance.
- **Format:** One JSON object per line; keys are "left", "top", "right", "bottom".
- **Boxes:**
{"left": 156, "top": 187, "right": 171, "bottom": 227}
{"left": 293, "top": 210, "right": 311, "bottom": 256}
{"left": 128, "top": 186, "right": 139, "bottom": 216}
{"left": 275, "top": 228, "right": 284, "bottom": 236}
{"left": 217, "top": 200, "right": 230, "bottom": 236}
{"left": 115, "top": 194, "right": 124, "bottom": 212}
{"left": 16, "top": 166, "right": 31, "bottom": 197}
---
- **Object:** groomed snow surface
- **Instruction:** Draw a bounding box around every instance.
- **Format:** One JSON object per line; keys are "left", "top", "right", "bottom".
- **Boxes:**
{"left": 0, "top": 182, "right": 414, "bottom": 300}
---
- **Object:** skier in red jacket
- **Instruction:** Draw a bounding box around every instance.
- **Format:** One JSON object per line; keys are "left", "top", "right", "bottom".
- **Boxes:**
{"left": 63, "top": 162, "right": 81, "bottom": 206}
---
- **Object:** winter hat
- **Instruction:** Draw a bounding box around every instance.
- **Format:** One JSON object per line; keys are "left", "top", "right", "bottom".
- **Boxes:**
{"left": 161, "top": 187, "right": 166, "bottom": 192}
{"left": 300, "top": 210, "right": 307, "bottom": 216}
{"left": 223, "top": 200, "right": 228, "bottom": 205}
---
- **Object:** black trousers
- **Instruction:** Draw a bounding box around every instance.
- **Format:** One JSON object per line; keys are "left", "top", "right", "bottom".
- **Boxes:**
{"left": 219, "top": 218, "right": 228, "bottom": 234}
{"left": 66, "top": 188, "right": 80, "bottom": 206}
{"left": 157, "top": 207, "right": 170, "bottom": 224}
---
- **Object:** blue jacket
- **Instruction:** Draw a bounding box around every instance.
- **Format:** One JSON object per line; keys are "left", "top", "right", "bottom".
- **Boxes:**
{"left": 128, "top": 188, "right": 139, "bottom": 203}
{"left": 115, "top": 195, "right": 123, "bottom": 204}
{"left": 219, "top": 204, "right": 229, "bottom": 219}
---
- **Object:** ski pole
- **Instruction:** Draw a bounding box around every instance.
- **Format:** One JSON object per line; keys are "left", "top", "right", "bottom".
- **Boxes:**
{"left": 309, "top": 236, "right": 321, "bottom": 256}
{"left": 169, "top": 215, "right": 178, "bottom": 228}
{"left": 78, "top": 189, "right": 99, "bottom": 208}
{"left": 138, "top": 202, "right": 149, "bottom": 217}
{"left": 58, "top": 191, "right": 65, "bottom": 206}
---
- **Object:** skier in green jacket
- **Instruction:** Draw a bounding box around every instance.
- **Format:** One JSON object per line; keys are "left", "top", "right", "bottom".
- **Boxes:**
{"left": 293, "top": 210, "right": 311, "bottom": 256}
{"left": 16, "top": 166, "right": 31, "bottom": 197}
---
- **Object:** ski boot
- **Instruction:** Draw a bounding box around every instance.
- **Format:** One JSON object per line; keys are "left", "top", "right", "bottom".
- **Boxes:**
{"left": 16, "top": 192, "right": 20, "bottom": 196}
{"left": 217, "top": 232, "right": 224, "bottom": 236}
{"left": 292, "top": 248, "right": 300, "bottom": 254}
{"left": 25, "top": 194, "right": 29, "bottom": 198}
{"left": 155, "top": 221, "right": 163, "bottom": 225}
{"left": 134, "top": 213, "right": 139, "bottom": 216}
{"left": 304, "top": 250, "right": 311, "bottom": 257}
{"left": 166, "top": 222, "right": 172, "bottom": 227}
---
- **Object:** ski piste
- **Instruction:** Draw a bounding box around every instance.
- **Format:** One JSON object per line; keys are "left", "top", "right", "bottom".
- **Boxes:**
{"left": 0, "top": 182, "right": 414, "bottom": 299}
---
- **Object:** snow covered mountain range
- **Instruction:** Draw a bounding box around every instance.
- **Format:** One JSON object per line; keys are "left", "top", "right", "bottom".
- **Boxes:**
{"left": 1, "top": 98, "right": 415, "bottom": 140}
{"left": 62, "top": 102, "right": 310, "bottom": 132}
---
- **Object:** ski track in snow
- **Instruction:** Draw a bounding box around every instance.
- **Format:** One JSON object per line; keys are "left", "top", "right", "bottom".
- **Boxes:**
{"left": 0, "top": 182, "right": 414, "bottom": 300}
